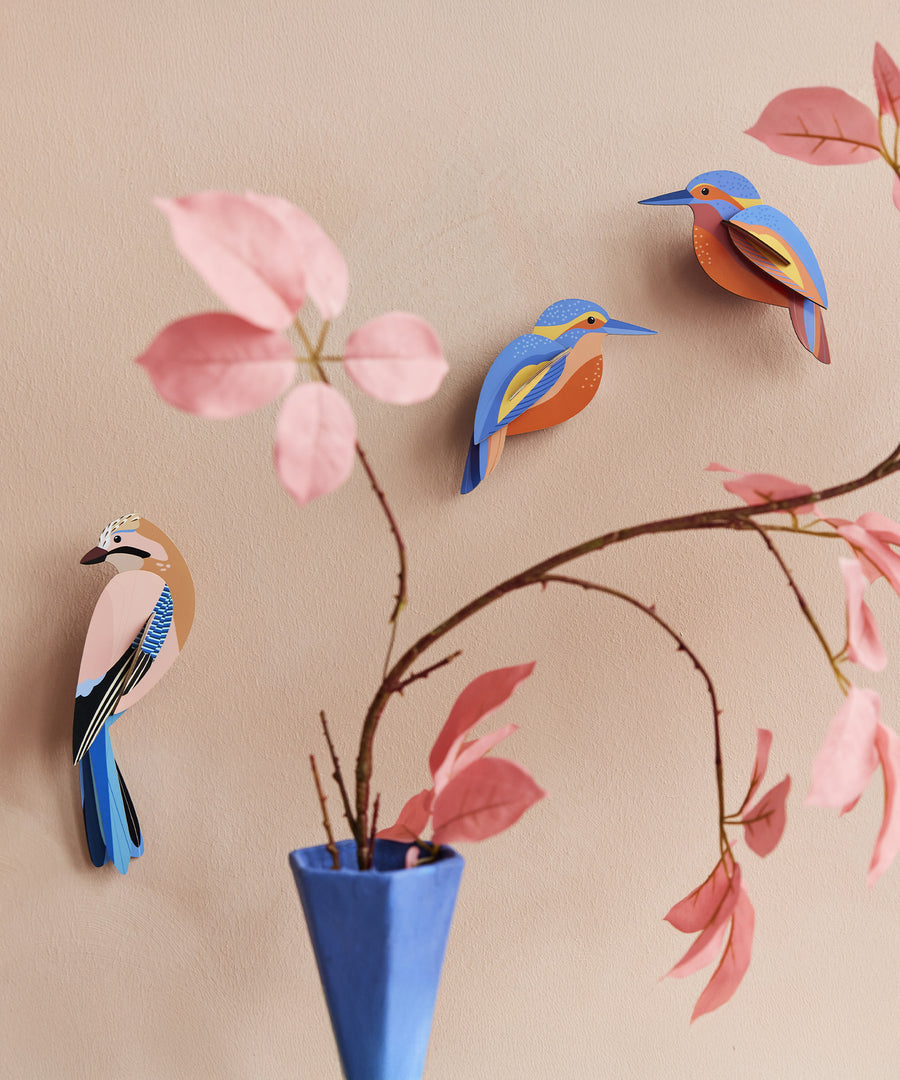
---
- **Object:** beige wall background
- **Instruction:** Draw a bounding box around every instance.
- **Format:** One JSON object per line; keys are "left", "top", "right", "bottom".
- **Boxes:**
{"left": 3, "top": 2, "right": 900, "bottom": 1077}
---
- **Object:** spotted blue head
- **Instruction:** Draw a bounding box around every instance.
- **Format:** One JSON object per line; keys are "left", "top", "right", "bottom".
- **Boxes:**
{"left": 532, "top": 299, "right": 656, "bottom": 342}
{"left": 639, "top": 170, "right": 762, "bottom": 221}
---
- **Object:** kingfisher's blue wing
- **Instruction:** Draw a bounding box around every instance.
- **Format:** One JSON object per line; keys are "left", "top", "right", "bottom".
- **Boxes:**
{"left": 472, "top": 333, "right": 569, "bottom": 444}
{"left": 726, "top": 205, "right": 828, "bottom": 308}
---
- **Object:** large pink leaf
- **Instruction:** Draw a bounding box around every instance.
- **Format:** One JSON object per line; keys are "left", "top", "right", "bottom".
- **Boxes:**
{"left": 451, "top": 724, "right": 518, "bottom": 779}
{"left": 691, "top": 883, "right": 755, "bottom": 1022}
{"left": 856, "top": 511, "right": 900, "bottom": 548}
{"left": 742, "top": 776, "right": 791, "bottom": 857}
{"left": 738, "top": 728, "right": 773, "bottom": 814}
{"left": 666, "top": 865, "right": 742, "bottom": 979}
{"left": 806, "top": 687, "right": 880, "bottom": 808}
{"left": 155, "top": 192, "right": 307, "bottom": 330}
{"left": 429, "top": 663, "right": 535, "bottom": 795}
{"left": 343, "top": 313, "right": 447, "bottom": 404}
{"left": 869, "top": 723, "right": 900, "bottom": 886}
{"left": 745, "top": 88, "right": 881, "bottom": 165}
{"left": 274, "top": 383, "right": 357, "bottom": 506}
{"left": 664, "top": 851, "right": 736, "bottom": 934}
{"left": 841, "top": 558, "right": 887, "bottom": 672}
{"left": 244, "top": 192, "right": 349, "bottom": 320}
{"left": 874, "top": 43, "right": 900, "bottom": 122}
{"left": 705, "top": 464, "right": 817, "bottom": 514}
{"left": 378, "top": 788, "right": 434, "bottom": 842}
{"left": 136, "top": 313, "right": 296, "bottom": 418}
{"left": 431, "top": 758, "right": 546, "bottom": 844}
{"left": 833, "top": 521, "right": 900, "bottom": 594}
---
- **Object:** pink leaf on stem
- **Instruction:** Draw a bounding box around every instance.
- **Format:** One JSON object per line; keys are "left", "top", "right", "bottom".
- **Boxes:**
{"left": 869, "top": 723, "right": 900, "bottom": 886}
{"left": 243, "top": 192, "right": 349, "bottom": 319}
{"left": 691, "top": 883, "right": 755, "bottom": 1023}
{"left": 343, "top": 313, "right": 447, "bottom": 404}
{"left": 378, "top": 789, "right": 434, "bottom": 842}
{"left": 742, "top": 776, "right": 791, "bottom": 857}
{"left": 856, "top": 511, "right": 900, "bottom": 548}
{"left": 832, "top": 521, "right": 900, "bottom": 594}
{"left": 841, "top": 558, "right": 887, "bottom": 672}
{"left": 451, "top": 723, "right": 519, "bottom": 779}
{"left": 431, "top": 758, "right": 546, "bottom": 844}
{"left": 806, "top": 687, "right": 880, "bottom": 809}
{"left": 429, "top": 663, "right": 535, "bottom": 795}
{"left": 664, "top": 851, "right": 736, "bottom": 933}
{"left": 874, "top": 43, "right": 900, "bottom": 122}
{"left": 155, "top": 192, "right": 307, "bottom": 330}
{"left": 274, "top": 383, "right": 357, "bottom": 506}
{"left": 136, "top": 313, "right": 296, "bottom": 418}
{"left": 705, "top": 464, "right": 817, "bottom": 514}
{"left": 739, "top": 728, "right": 773, "bottom": 814}
{"left": 745, "top": 88, "right": 881, "bottom": 165}
{"left": 666, "top": 865, "right": 742, "bottom": 980}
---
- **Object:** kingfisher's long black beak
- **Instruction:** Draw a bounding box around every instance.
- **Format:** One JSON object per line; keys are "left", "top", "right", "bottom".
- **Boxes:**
{"left": 638, "top": 189, "right": 694, "bottom": 206}
{"left": 80, "top": 547, "right": 107, "bottom": 565}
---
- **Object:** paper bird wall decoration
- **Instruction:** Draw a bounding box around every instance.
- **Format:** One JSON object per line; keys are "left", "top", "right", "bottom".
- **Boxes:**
{"left": 73, "top": 516, "right": 195, "bottom": 873}
{"left": 640, "top": 170, "right": 830, "bottom": 364}
{"left": 461, "top": 299, "right": 656, "bottom": 493}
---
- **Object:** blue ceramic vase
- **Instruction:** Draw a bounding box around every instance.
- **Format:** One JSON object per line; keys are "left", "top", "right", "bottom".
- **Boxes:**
{"left": 289, "top": 838, "right": 464, "bottom": 1080}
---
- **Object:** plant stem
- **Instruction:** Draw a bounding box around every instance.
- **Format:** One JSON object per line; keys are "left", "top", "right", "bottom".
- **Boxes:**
{"left": 320, "top": 711, "right": 359, "bottom": 842}
{"left": 352, "top": 441, "right": 900, "bottom": 866}
{"left": 538, "top": 574, "right": 730, "bottom": 859}
{"left": 310, "top": 754, "right": 341, "bottom": 869}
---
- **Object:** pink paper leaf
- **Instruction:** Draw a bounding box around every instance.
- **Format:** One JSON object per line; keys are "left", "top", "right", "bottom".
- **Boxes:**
{"left": 742, "top": 776, "right": 791, "bottom": 857}
{"left": 451, "top": 724, "right": 519, "bottom": 779}
{"left": 705, "top": 463, "right": 817, "bottom": 514}
{"left": 429, "top": 663, "right": 535, "bottom": 795}
{"left": 377, "top": 789, "right": 434, "bottom": 842}
{"left": 274, "top": 383, "right": 357, "bottom": 506}
{"left": 806, "top": 687, "right": 880, "bottom": 808}
{"left": 856, "top": 511, "right": 900, "bottom": 548}
{"left": 136, "top": 313, "right": 296, "bottom": 418}
{"left": 691, "top": 883, "right": 755, "bottom": 1022}
{"left": 745, "top": 88, "right": 881, "bottom": 165}
{"left": 431, "top": 758, "right": 546, "bottom": 844}
{"left": 738, "top": 728, "right": 773, "bottom": 814}
{"left": 874, "top": 43, "right": 900, "bottom": 122}
{"left": 405, "top": 845, "right": 420, "bottom": 868}
{"left": 155, "top": 192, "right": 307, "bottom": 330}
{"left": 833, "top": 521, "right": 900, "bottom": 594}
{"left": 664, "top": 851, "right": 736, "bottom": 934}
{"left": 666, "top": 865, "right": 742, "bottom": 980}
{"left": 869, "top": 723, "right": 900, "bottom": 885}
{"left": 343, "top": 313, "right": 447, "bottom": 404}
{"left": 244, "top": 192, "right": 349, "bottom": 319}
{"left": 841, "top": 558, "right": 887, "bottom": 672}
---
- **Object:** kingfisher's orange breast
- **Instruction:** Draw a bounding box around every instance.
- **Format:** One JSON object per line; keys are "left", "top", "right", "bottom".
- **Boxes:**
{"left": 506, "top": 353, "right": 604, "bottom": 436}
{"left": 692, "top": 222, "right": 790, "bottom": 309}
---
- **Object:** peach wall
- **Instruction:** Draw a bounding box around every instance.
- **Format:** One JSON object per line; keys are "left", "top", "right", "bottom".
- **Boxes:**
{"left": 3, "top": 2, "right": 900, "bottom": 1076}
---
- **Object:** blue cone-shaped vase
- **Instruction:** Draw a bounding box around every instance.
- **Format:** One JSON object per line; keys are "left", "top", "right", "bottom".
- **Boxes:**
{"left": 289, "top": 838, "right": 464, "bottom": 1080}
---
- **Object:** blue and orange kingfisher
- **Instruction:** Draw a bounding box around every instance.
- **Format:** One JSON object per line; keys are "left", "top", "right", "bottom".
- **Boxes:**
{"left": 461, "top": 300, "right": 656, "bottom": 493}
{"left": 640, "top": 170, "right": 830, "bottom": 364}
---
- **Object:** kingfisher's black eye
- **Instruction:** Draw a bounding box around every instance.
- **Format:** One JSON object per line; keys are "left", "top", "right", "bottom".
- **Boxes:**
{"left": 587, "top": 316, "right": 596, "bottom": 324}
{"left": 700, "top": 187, "right": 710, "bottom": 196}
{"left": 113, "top": 535, "right": 121, "bottom": 543}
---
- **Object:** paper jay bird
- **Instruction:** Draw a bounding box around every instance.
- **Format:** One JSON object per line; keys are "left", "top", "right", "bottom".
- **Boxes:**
{"left": 639, "top": 170, "right": 830, "bottom": 363}
{"left": 74, "top": 515, "right": 194, "bottom": 873}
{"left": 461, "top": 299, "right": 656, "bottom": 493}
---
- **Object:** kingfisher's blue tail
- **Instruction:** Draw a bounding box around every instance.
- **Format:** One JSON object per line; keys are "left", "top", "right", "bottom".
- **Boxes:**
{"left": 79, "top": 721, "right": 144, "bottom": 874}
{"left": 789, "top": 295, "right": 830, "bottom": 365}
{"left": 460, "top": 435, "right": 489, "bottom": 494}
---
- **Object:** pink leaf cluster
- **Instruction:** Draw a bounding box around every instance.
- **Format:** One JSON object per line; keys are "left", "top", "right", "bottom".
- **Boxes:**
{"left": 137, "top": 191, "right": 447, "bottom": 506}
{"left": 665, "top": 730, "right": 788, "bottom": 1019}
{"left": 378, "top": 663, "right": 547, "bottom": 853}
{"left": 746, "top": 43, "right": 900, "bottom": 212}
{"left": 806, "top": 688, "right": 900, "bottom": 885}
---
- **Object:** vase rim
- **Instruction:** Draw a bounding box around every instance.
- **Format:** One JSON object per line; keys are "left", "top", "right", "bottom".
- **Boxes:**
{"left": 289, "top": 837, "right": 462, "bottom": 877}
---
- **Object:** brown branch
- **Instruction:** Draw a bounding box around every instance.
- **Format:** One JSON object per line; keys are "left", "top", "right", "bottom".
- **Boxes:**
{"left": 356, "top": 442, "right": 409, "bottom": 628}
{"left": 368, "top": 794, "right": 380, "bottom": 864}
{"left": 353, "top": 440, "right": 900, "bottom": 860}
{"left": 394, "top": 650, "right": 463, "bottom": 693}
{"left": 310, "top": 754, "right": 341, "bottom": 869}
{"left": 319, "top": 711, "right": 359, "bottom": 843}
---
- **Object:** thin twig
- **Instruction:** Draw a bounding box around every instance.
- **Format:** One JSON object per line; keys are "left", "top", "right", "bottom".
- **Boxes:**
{"left": 320, "top": 711, "right": 358, "bottom": 840}
{"left": 310, "top": 754, "right": 341, "bottom": 869}
{"left": 356, "top": 442, "right": 409, "bottom": 629}
{"left": 539, "top": 573, "right": 731, "bottom": 860}
{"left": 394, "top": 650, "right": 463, "bottom": 693}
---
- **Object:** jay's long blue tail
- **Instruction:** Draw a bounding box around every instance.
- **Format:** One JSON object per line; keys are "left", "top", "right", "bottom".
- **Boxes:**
{"left": 79, "top": 718, "right": 144, "bottom": 874}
